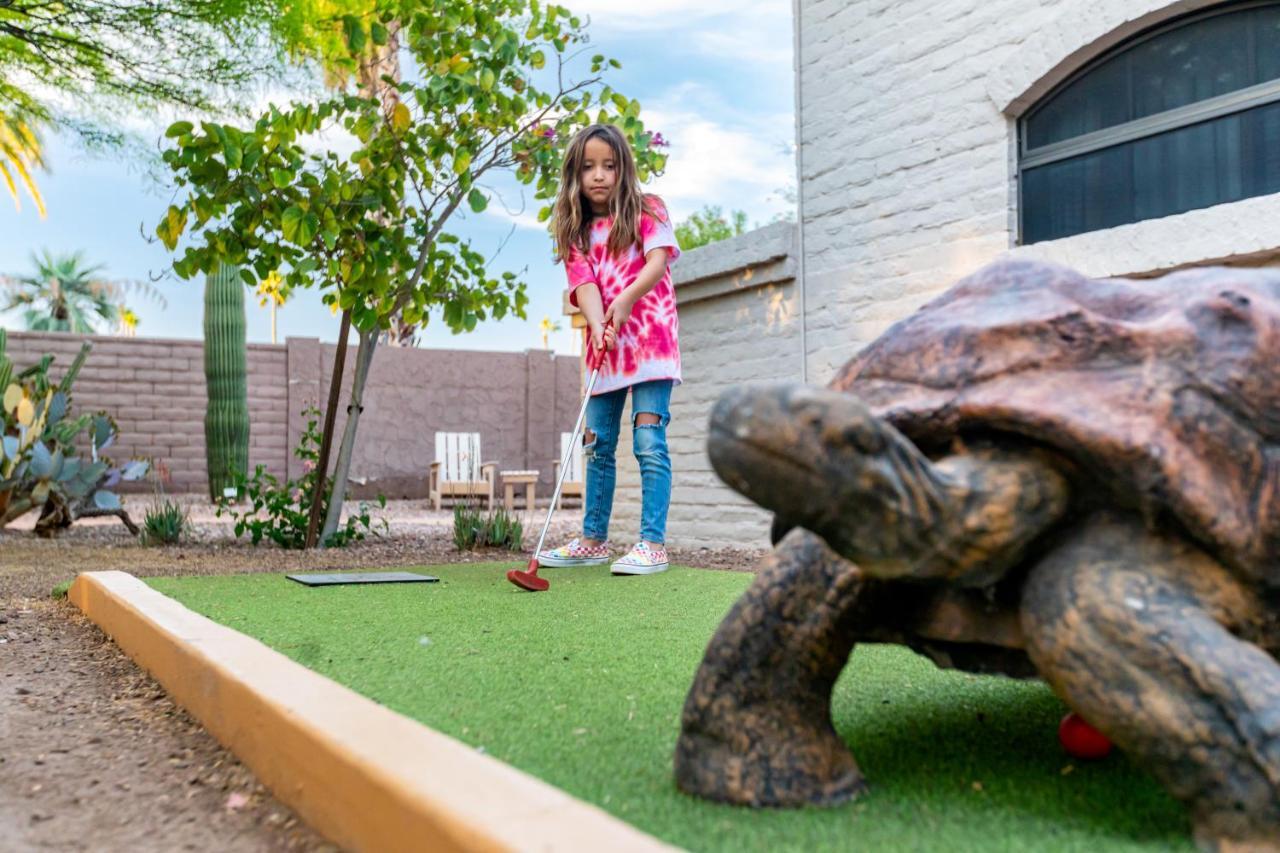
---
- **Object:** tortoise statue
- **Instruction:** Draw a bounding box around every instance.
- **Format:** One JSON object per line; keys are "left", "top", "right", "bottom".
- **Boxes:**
{"left": 674, "top": 258, "right": 1280, "bottom": 850}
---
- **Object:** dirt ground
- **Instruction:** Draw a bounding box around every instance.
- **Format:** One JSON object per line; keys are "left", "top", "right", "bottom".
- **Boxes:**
{"left": 0, "top": 496, "right": 765, "bottom": 852}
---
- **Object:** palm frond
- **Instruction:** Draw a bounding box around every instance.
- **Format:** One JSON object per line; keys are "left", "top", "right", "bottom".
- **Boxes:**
{"left": 0, "top": 114, "right": 47, "bottom": 218}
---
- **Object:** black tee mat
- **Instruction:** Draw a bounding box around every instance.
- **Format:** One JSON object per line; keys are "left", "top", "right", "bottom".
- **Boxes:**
{"left": 285, "top": 572, "right": 440, "bottom": 587}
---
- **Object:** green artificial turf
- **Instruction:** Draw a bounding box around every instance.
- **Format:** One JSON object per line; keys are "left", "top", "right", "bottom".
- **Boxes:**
{"left": 147, "top": 565, "right": 1191, "bottom": 852}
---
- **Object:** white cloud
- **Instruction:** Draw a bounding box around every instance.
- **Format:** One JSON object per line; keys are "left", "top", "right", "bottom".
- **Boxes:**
{"left": 485, "top": 206, "right": 547, "bottom": 231}
{"left": 643, "top": 97, "right": 795, "bottom": 223}
{"left": 690, "top": 24, "right": 793, "bottom": 67}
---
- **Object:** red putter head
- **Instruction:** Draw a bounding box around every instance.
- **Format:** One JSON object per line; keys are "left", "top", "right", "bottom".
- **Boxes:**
{"left": 507, "top": 557, "right": 549, "bottom": 592}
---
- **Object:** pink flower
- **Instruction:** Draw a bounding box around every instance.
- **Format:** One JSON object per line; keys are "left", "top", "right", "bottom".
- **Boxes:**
{"left": 541, "top": 126, "right": 556, "bottom": 140}
{"left": 649, "top": 132, "right": 669, "bottom": 148}
{"left": 303, "top": 460, "right": 316, "bottom": 473}
{"left": 293, "top": 488, "right": 303, "bottom": 503}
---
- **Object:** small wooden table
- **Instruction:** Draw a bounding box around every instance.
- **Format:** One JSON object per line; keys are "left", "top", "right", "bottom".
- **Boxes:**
{"left": 500, "top": 470, "right": 539, "bottom": 512}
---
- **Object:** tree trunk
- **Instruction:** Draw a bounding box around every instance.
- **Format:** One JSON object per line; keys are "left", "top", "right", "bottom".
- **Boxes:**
{"left": 318, "top": 325, "right": 377, "bottom": 546}
{"left": 305, "top": 309, "right": 351, "bottom": 549}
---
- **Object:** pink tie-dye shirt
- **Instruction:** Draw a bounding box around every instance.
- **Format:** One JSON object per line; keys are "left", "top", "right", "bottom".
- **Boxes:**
{"left": 564, "top": 196, "right": 682, "bottom": 396}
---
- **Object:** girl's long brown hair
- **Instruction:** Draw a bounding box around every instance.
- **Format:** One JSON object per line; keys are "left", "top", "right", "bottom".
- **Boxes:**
{"left": 553, "top": 124, "right": 659, "bottom": 261}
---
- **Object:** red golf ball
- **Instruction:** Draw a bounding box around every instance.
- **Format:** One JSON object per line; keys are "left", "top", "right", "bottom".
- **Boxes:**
{"left": 1059, "top": 712, "right": 1113, "bottom": 760}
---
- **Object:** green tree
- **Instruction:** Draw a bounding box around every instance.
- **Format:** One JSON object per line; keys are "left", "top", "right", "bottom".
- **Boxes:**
{"left": 675, "top": 205, "right": 749, "bottom": 250}
{"left": 0, "top": 0, "right": 333, "bottom": 213}
{"left": 1, "top": 251, "right": 164, "bottom": 334}
{"left": 156, "top": 0, "right": 666, "bottom": 544}
{"left": 0, "top": 0, "right": 289, "bottom": 134}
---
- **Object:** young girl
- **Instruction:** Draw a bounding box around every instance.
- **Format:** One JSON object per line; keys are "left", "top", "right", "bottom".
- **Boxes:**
{"left": 538, "top": 124, "right": 681, "bottom": 575}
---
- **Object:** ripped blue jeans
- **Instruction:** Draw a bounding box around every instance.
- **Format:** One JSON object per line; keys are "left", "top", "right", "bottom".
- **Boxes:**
{"left": 581, "top": 379, "right": 673, "bottom": 545}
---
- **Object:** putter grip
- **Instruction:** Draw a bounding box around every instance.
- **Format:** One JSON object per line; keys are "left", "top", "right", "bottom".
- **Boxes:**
{"left": 587, "top": 321, "right": 613, "bottom": 372}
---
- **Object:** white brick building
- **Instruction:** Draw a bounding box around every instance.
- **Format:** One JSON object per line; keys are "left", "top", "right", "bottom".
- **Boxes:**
{"left": 588, "top": 0, "right": 1280, "bottom": 551}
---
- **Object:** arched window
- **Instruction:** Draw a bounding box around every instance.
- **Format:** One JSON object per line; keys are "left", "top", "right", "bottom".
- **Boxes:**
{"left": 1019, "top": 2, "right": 1280, "bottom": 244}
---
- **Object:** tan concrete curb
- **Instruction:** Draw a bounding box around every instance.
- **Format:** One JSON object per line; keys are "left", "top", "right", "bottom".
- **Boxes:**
{"left": 69, "top": 571, "right": 681, "bottom": 853}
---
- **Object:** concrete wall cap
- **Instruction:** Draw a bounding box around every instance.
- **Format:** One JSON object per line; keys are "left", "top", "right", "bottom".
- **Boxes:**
{"left": 673, "top": 221, "right": 797, "bottom": 288}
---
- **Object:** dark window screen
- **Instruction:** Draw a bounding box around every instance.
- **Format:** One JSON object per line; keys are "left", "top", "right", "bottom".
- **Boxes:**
{"left": 1020, "top": 3, "right": 1280, "bottom": 243}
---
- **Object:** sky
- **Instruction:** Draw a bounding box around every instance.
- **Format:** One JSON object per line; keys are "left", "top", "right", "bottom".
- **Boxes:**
{"left": 0, "top": 0, "right": 796, "bottom": 356}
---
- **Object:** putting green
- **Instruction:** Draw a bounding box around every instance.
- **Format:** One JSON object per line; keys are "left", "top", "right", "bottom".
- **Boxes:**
{"left": 147, "top": 564, "right": 1190, "bottom": 851}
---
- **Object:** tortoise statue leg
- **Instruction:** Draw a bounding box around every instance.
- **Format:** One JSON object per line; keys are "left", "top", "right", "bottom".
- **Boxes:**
{"left": 1021, "top": 513, "right": 1280, "bottom": 851}
{"left": 675, "top": 527, "right": 889, "bottom": 806}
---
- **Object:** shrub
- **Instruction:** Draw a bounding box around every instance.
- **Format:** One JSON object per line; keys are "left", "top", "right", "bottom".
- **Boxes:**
{"left": 141, "top": 499, "right": 189, "bottom": 546}
{"left": 216, "top": 406, "right": 387, "bottom": 548}
{"left": 453, "top": 503, "right": 524, "bottom": 552}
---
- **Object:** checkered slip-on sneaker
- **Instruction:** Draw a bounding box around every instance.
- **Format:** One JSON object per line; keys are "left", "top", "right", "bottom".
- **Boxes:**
{"left": 611, "top": 541, "right": 670, "bottom": 575}
{"left": 537, "top": 537, "right": 612, "bottom": 567}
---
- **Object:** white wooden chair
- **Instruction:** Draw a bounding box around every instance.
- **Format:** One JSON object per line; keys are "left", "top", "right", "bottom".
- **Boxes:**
{"left": 429, "top": 432, "right": 497, "bottom": 510}
{"left": 553, "top": 431, "right": 585, "bottom": 509}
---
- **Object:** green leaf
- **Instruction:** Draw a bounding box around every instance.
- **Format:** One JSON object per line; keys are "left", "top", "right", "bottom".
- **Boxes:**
{"left": 240, "top": 269, "right": 257, "bottom": 287}
{"left": 391, "top": 102, "right": 411, "bottom": 134}
{"left": 371, "top": 22, "right": 389, "bottom": 45}
{"left": 453, "top": 148, "right": 472, "bottom": 176}
{"left": 270, "top": 169, "right": 292, "bottom": 189}
{"left": 480, "top": 68, "right": 496, "bottom": 91}
{"left": 530, "top": 50, "right": 546, "bottom": 70}
{"left": 281, "top": 205, "right": 305, "bottom": 243}
{"left": 301, "top": 212, "right": 320, "bottom": 245}
{"left": 223, "top": 140, "right": 242, "bottom": 169}
{"left": 165, "top": 121, "right": 193, "bottom": 138}
{"left": 536, "top": 205, "right": 552, "bottom": 223}
{"left": 343, "top": 15, "right": 366, "bottom": 51}
{"left": 156, "top": 205, "right": 187, "bottom": 251}
{"left": 467, "top": 188, "right": 488, "bottom": 213}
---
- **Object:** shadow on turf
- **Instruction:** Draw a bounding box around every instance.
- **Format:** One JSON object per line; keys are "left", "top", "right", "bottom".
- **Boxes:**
{"left": 826, "top": 668, "right": 1192, "bottom": 847}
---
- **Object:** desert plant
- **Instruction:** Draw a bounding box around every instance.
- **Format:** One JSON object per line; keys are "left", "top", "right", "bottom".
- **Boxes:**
{"left": 203, "top": 260, "right": 250, "bottom": 501}
{"left": 452, "top": 503, "right": 523, "bottom": 552}
{"left": 29, "top": 412, "right": 150, "bottom": 537}
{"left": 140, "top": 498, "right": 190, "bottom": 546}
{"left": 216, "top": 405, "right": 386, "bottom": 548}
{"left": 0, "top": 333, "right": 147, "bottom": 534}
{"left": 452, "top": 502, "right": 483, "bottom": 551}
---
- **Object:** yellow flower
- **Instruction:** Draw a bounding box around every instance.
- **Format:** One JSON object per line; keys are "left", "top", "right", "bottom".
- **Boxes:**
{"left": 257, "top": 270, "right": 287, "bottom": 307}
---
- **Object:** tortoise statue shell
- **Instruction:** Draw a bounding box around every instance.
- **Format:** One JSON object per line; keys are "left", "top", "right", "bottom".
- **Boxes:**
{"left": 674, "top": 259, "right": 1280, "bottom": 851}
{"left": 836, "top": 259, "right": 1280, "bottom": 586}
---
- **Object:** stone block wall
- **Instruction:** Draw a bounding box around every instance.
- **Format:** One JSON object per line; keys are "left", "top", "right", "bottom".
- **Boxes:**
{"left": 4, "top": 330, "right": 579, "bottom": 499}
{"left": 283, "top": 338, "right": 579, "bottom": 498}
{"left": 4, "top": 332, "right": 288, "bottom": 496}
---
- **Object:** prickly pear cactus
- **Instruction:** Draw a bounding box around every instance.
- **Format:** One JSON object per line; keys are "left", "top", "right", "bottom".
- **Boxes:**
{"left": 203, "top": 262, "right": 250, "bottom": 501}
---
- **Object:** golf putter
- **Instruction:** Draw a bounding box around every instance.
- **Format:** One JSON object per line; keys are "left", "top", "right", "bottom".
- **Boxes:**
{"left": 507, "top": 322, "right": 612, "bottom": 592}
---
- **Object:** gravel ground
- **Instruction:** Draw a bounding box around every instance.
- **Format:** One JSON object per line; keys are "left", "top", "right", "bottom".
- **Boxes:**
{"left": 0, "top": 495, "right": 766, "bottom": 852}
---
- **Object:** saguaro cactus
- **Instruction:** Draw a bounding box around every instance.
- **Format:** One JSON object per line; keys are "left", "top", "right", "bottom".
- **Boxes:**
{"left": 203, "top": 262, "right": 250, "bottom": 501}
